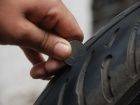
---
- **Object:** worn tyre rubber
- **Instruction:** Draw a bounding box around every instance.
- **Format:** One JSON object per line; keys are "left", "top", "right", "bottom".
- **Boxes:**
{"left": 34, "top": 2, "right": 140, "bottom": 105}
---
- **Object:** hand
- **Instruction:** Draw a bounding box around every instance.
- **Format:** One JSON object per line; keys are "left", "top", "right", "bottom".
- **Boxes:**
{"left": 0, "top": 0, "right": 83, "bottom": 79}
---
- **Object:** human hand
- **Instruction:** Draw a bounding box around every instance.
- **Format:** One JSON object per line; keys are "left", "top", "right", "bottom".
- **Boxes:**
{"left": 0, "top": 0, "right": 83, "bottom": 79}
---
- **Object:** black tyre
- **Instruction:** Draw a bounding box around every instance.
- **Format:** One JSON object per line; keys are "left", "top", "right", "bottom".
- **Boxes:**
{"left": 35, "top": 2, "right": 140, "bottom": 105}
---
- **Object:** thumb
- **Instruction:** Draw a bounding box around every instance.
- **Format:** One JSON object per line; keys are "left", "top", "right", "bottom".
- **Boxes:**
{"left": 14, "top": 19, "right": 71, "bottom": 60}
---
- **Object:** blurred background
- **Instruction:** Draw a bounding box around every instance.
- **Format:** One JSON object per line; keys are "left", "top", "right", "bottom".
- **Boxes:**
{"left": 0, "top": 0, "right": 138, "bottom": 105}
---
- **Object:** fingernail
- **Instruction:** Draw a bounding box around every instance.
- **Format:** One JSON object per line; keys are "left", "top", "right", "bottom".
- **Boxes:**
{"left": 30, "top": 67, "right": 46, "bottom": 79}
{"left": 53, "top": 42, "right": 71, "bottom": 60}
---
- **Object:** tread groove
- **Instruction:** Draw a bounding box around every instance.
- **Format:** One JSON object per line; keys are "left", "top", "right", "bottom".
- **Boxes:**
{"left": 126, "top": 26, "right": 137, "bottom": 79}
{"left": 76, "top": 52, "right": 93, "bottom": 105}
{"left": 101, "top": 55, "right": 114, "bottom": 103}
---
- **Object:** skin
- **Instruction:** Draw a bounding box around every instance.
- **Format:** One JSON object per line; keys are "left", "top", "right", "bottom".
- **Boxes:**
{"left": 0, "top": 0, "right": 83, "bottom": 79}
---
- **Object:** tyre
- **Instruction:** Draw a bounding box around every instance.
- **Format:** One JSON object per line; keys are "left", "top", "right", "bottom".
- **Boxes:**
{"left": 34, "top": 2, "right": 140, "bottom": 105}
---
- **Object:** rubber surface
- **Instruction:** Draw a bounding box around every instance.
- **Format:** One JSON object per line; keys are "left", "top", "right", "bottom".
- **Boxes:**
{"left": 34, "top": 2, "right": 140, "bottom": 105}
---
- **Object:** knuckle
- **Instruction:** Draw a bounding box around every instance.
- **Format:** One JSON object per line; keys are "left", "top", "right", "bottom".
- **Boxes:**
{"left": 12, "top": 21, "right": 32, "bottom": 45}
{"left": 41, "top": 32, "right": 50, "bottom": 53}
{"left": 14, "top": 21, "right": 31, "bottom": 40}
{"left": 49, "top": 1, "right": 62, "bottom": 16}
{"left": 50, "top": 7, "right": 61, "bottom": 16}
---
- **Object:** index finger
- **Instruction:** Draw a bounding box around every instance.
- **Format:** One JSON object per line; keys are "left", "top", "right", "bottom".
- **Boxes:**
{"left": 46, "top": 1, "right": 84, "bottom": 41}
{"left": 26, "top": 0, "right": 84, "bottom": 41}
